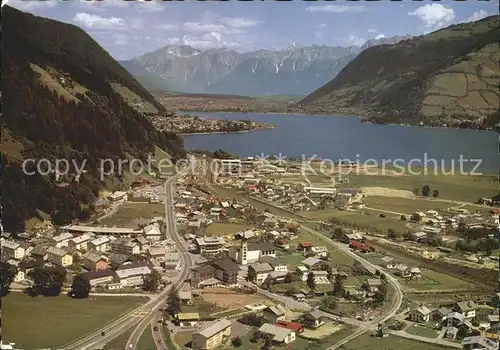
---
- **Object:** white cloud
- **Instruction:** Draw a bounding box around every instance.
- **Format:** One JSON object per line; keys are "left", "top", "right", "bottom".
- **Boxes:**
{"left": 114, "top": 33, "right": 128, "bottom": 46}
{"left": 408, "top": 4, "right": 455, "bottom": 30}
{"left": 375, "top": 34, "right": 385, "bottom": 40}
{"left": 465, "top": 10, "right": 489, "bottom": 23}
{"left": 320, "top": 23, "right": 327, "bottom": 28}
{"left": 134, "top": 0, "right": 165, "bottom": 13}
{"left": 314, "top": 31, "right": 323, "bottom": 38}
{"left": 346, "top": 35, "right": 365, "bottom": 46}
{"left": 367, "top": 28, "right": 378, "bottom": 34}
{"left": 73, "top": 13, "right": 125, "bottom": 30}
{"left": 72, "top": 0, "right": 128, "bottom": 12}
{"left": 183, "top": 21, "right": 226, "bottom": 33}
{"left": 219, "top": 17, "right": 260, "bottom": 29}
{"left": 155, "top": 23, "right": 180, "bottom": 31}
{"left": 9, "top": 0, "right": 58, "bottom": 11}
{"left": 306, "top": 5, "right": 366, "bottom": 13}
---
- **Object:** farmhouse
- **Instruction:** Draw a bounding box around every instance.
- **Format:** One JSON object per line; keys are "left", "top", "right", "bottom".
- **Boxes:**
{"left": 409, "top": 305, "right": 432, "bottom": 323}
{"left": 192, "top": 319, "right": 232, "bottom": 349}
{"left": 259, "top": 323, "right": 296, "bottom": 345}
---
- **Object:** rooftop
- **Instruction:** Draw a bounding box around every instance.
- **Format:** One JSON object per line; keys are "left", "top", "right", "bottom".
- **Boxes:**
{"left": 196, "top": 319, "right": 232, "bottom": 339}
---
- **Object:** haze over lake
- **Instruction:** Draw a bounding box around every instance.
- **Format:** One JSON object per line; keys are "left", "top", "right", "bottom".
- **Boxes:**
{"left": 181, "top": 112, "right": 498, "bottom": 173}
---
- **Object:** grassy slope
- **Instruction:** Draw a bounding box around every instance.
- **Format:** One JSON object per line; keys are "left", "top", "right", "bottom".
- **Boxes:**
{"left": 301, "top": 16, "right": 499, "bottom": 125}
{"left": 2, "top": 293, "right": 146, "bottom": 349}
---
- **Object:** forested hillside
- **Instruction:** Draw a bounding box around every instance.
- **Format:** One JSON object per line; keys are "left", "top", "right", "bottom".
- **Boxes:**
{"left": 300, "top": 16, "right": 500, "bottom": 128}
{"left": 1, "top": 6, "right": 185, "bottom": 232}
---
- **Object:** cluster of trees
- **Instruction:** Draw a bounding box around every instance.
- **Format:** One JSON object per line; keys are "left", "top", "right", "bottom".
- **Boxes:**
{"left": 0, "top": 262, "right": 18, "bottom": 297}
{"left": 2, "top": 6, "right": 186, "bottom": 232}
{"left": 414, "top": 185, "right": 439, "bottom": 198}
{"left": 26, "top": 266, "right": 67, "bottom": 297}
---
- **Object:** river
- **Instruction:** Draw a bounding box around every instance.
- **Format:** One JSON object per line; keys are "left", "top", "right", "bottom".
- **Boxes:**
{"left": 180, "top": 112, "right": 498, "bottom": 173}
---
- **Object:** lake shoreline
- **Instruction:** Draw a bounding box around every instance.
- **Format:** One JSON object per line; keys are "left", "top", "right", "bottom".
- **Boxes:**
{"left": 178, "top": 125, "right": 276, "bottom": 136}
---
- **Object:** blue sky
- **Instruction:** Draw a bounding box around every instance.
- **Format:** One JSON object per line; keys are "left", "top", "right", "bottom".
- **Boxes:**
{"left": 7, "top": 0, "right": 499, "bottom": 60}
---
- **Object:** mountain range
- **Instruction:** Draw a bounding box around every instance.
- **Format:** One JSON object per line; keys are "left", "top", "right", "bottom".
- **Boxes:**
{"left": 120, "top": 36, "right": 410, "bottom": 96}
{"left": 300, "top": 16, "right": 500, "bottom": 128}
{"left": 1, "top": 6, "right": 185, "bottom": 232}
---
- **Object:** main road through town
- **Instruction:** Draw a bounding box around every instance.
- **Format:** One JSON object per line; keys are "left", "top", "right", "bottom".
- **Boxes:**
{"left": 64, "top": 174, "right": 191, "bottom": 350}
{"left": 126, "top": 173, "right": 192, "bottom": 350}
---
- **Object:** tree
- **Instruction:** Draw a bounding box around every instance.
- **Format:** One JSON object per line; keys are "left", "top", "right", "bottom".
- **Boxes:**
{"left": 307, "top": 271, "right": 316, "bottom": 291}
{"left": 166, "top": 288, "right": 181, "bottom": 316}
{"left": 432, "top": 189, "right": 439, "bottom": 198}
{"left": 69, "top": 273, "right": 91, "bottom": 299}
{"left": 232, "top": 337, "right": 242, "bottom": 347}
{"left": 326, "top": 266, "right": 333, "bottom": 281}
{"left": 400, "top": 215, "right": 406, "bottom": 221}
{"left": 27, "top": 266, "right": 66, "bottom": 297}
{"left": 321, "top": 296, "right": 337, "bottom": 310}
{"left": 332, "top": 227, "right": 344, "bottom": 241}
{"left": 143, "top": 270, "right": 162, "bottom": 292}
{"left": 374, "top": 283, "right": 388, "bottom": 304}
{"left": 0, "top": 262, "right": 17, "bottom": 297}
{"left": 246, "top": 268, "right": 257, "bottom": 283}
{"left": 284, "top": 273, "right": 293, "bottom": 284}
{"left": 333, "top": 274, "right": 344, "bottom": 296}
{"left": 422, "top": 185, "right": 430, "bottom": 197}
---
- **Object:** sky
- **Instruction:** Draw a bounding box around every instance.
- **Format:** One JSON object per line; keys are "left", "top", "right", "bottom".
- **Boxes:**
{"left": 6, "top": 0, "right": 500, "bottom": 60}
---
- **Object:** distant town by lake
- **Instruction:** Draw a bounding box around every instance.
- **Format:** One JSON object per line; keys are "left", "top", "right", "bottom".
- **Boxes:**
{"left": 180, "top": 112, "right": 498, "bottom": 173}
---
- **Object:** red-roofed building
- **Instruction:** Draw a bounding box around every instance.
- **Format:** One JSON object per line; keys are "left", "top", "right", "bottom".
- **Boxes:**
{"left": 275, "top": 320, "right": 304, "bottom": 333}
{"left": 491, "top": 208, "right": 500, "bottom": 215}
{"left": 298, "top": 242, "right": 314, "bottom": 253}
{"left": 349, "top": 240, "right": 374, "bottom": 253}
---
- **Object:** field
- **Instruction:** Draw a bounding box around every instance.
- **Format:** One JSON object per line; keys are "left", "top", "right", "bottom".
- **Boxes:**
{"left": 406, "top": 324, "right": 440, "bottom": 339}
{"left": 201, "top": 288, "right": 272, "bottom": 310}
{"left": 338, "top": 173, "right": 497, "bottom": 203}
{"left": 206, "top": 222, "right": 250, "bottom": 236}
{"left": 99, "top": 203, "right": 165, "bottom": 227}
{"left": 342, "top": 333, "right": 455, "bottom": 349}
{"left": 398, "top": 268, "right": 472, "bottom": 292}
{"left": 364, "top": 196, "right": 456, "bottom": 214}
{"left": 2, "top": 293, "right": 147, "bottom": 349}
{"left": 303, "top": 209, "right": 408, "bottom": 234}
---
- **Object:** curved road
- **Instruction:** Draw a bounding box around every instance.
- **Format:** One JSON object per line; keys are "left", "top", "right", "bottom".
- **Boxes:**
{"left": 300, "top": 225, "right": 404, "bottom": 350}
{"left": 126, "top": 174, "right": 192, "bottom": 350}
{"left": 64, "top": 175, "right": 189, "bottom": 350}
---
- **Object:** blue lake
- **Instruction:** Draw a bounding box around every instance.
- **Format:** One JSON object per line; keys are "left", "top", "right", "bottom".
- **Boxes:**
{"left": 181, "top": 112, "right": 498, "bottom": 173}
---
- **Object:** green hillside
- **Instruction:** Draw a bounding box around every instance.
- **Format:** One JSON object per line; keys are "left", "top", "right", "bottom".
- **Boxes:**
{"left": 300, "top": 16, "right": 500, "bottom": 128}
{"left": 1, "top": 6, "right": 185, "bottom": 232}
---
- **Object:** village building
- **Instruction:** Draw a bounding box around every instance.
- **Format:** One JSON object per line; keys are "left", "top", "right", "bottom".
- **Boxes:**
{"left": 190, "top": 258, "right": 240, "bottom": 288}
{"left": 68, "top": 234, "right": 91, "bottom": 251}
{"left": 1, "top": 240, "right": 26, "bottom": 260}
{"left": 115, "top": 263, "right": 152, "bottom": 287}
{"left": 454, "top": 301, "right": 477, "bottom": 319}
{"left": 310, "top": 246, "right": 329, "bottom": 257}
{"left": 263, "top": 305, "right": 287, "bottom": 323}
{"left": 259, "top": 323, "right": 296, "bottom": 345}
{"left": 229, "top": 241, "right": 276, "bottom": 265}
{"left": 163, "top": 252, "right": 182, "bottom": 271}
{"left": 51, "top": 232, "right": 73, "bottom": 248}
{"left": 143, "top": 223, "right": 162, "bottom": 241}
{"left": 301, "top": 257, "right": 329, "bottom": 271}
{"left": 88, "top": 236, "right": 110, "bottom": 252}
{"left": 195, "top": 237, "right": 225, "bottom": 257}
{"left": 296, "top": 266, "right": 310, "bottom": 281}
{"left": 461, "top": 335, "right": 499, "bottom": 350}
{"left": 83, "top": 269, "right": 117, "bottom": 287}
{"left": 248, "top": 262, "right": 274, "bottom": 284}
{"left": 302, "top": 310, "right": 328, "bottom": 329}
{"left": 46, "top": 247, "right": 73, "bottom": 267}
{"left": 110, "top": 238, "right": 140, "bottom": 255}
{"left": 409, "top": 305, "right": 432, "bottom": 323}
{"left": 191, "top": 319, "right": 232, "bottom": 350}
{"left": 82, "top": 251, "right": 108, "bottom": 271}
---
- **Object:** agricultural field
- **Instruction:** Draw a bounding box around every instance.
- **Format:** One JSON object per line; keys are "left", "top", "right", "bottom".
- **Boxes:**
{"left": 343, "top": 333, "right": 456, "bottom": 350}
{"left": 405, "top": 324, "right": 440, "bottom": 339}
{"left": 99, "top": 203, "right": 165, "bottom": 227}
{"left": 303, "top": 209, "right": 408, "bottom": 234}
{"left": 2, "top": 293, "right": 146, "bottom": 350}
{"left": 337, "top": 173, "right": 497, "bottom": 203}
{"left": 363, "top": 196, "right": 456, "bottom": 214}
{"left": 398, "top": 268, "right": 472, "bottom": 292}
{"left": 206, "top": 222, "right": 250, "bottom": 236}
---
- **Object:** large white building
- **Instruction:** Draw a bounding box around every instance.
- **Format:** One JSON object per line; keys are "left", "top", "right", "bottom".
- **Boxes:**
{"left": 228, "top": 242, "right": 276, "bottom": 266}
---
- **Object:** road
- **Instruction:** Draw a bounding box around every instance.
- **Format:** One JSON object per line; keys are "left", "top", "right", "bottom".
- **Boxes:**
{"left": 64, "top": 175, "right": 189, "bottom": 350}
{"left": 300, "top": 225, "right": 404, "bottom": 350}
{"left": 126, "top": 174, "right": 193, "bottom": 350}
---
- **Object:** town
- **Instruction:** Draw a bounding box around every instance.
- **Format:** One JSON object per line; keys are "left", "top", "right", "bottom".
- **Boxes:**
{"left": 1, "top": 154, "right": 499, "bottom": 350}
